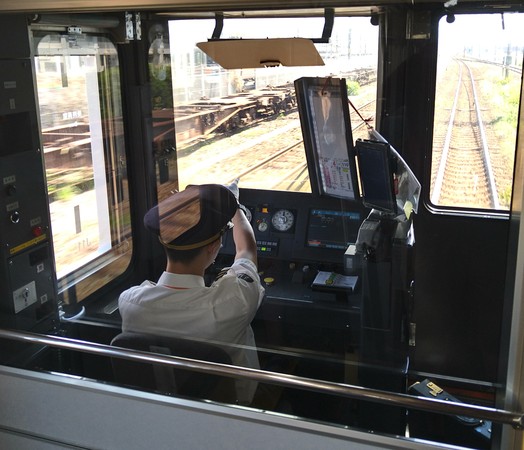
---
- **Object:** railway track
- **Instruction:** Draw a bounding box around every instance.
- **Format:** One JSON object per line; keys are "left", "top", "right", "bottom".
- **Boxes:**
{"left": 189, "top": 96, "right": 377, "bottom": 191}
{"left": 41, "top": 80, "right": 377, "bottom": 199}
{"left": 42, "top": 90, "right": 378, "bottom": 200}
{"left": 351, "top": 99, "right": 376, "bottom": 136}
{"left": 431, "top": 59, "right": 499, "bottom": 209}
{"left": 230, "top": 140, "right": 309, "bottom": 191}
{"left": 247, "top": 99, "right": 375, "bottom": 191}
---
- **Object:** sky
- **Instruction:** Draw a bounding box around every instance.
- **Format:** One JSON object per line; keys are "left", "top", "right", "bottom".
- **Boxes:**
{"left": 439, "top": 12, "right": 524, "bottom": 62}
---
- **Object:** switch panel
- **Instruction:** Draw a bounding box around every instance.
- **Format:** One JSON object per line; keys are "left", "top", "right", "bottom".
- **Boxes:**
{"left": 13, "top": 281, "right": 37, "bottom": 314}
{"left": 0, "top": 59, "right": 58, "bottom": 331}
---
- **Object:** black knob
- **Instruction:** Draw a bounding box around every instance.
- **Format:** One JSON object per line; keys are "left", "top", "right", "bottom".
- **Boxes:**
{"left": 10, "top": 210, "right": 20, "bottom": 224}
{"left": 6, "top": 184, "right": 16, "bottom": 196}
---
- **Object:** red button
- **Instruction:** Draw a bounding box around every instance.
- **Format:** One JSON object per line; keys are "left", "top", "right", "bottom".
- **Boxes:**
{"left": 32, "top": 226, "right": 43, "bottom": 237}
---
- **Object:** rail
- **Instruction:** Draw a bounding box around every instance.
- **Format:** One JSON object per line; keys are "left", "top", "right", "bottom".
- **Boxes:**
{"left": 432, "top": 58, "right": 499, "bottom": 208}
{"left": 1, "top": 327, "right": 522, "bottom": 429}
{"left": 465, "top": 61, "right": 500, "bottom": 209}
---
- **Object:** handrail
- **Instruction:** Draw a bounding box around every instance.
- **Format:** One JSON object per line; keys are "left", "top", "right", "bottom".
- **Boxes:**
{"left": 1, "top": 327, "right": 522, "bottom": 429}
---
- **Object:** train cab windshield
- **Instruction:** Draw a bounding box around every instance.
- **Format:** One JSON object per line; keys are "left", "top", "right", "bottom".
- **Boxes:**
{"left": 166, "top": 16, "right": 378, "bottom": 195}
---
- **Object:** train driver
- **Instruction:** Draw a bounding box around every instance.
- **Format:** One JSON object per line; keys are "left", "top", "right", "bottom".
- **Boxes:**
{"left": 118, "top": 182, "right": 265, "bottom": 404}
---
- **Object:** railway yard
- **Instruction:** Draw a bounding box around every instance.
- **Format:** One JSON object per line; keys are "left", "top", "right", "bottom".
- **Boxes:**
{"left": 174, "top": 58, "right": 519, "bottom": 211}
{"left": 175, "top": 81, "right": 377, "bottom": 191}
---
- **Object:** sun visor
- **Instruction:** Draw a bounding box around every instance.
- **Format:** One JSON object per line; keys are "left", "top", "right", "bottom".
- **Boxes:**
{"left": 196, "top": 38, "right": 325, "bottom": 70}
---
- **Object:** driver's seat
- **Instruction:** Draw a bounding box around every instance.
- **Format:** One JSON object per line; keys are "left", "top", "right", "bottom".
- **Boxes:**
{"left": 110, "top": 331, "right": 236, "bottom": 403}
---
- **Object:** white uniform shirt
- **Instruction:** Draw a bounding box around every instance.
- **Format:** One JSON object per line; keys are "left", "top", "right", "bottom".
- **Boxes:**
{"left": 118, "top": 258, "right": 265, "bottom": 403}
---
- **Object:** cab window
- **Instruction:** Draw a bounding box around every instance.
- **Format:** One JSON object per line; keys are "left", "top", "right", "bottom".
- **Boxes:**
{"left": 34, "top": 33, "right": 132, "bottom": 305}
{"left": 430, "top": 12, "right": 523, "bottom": 212}
{"left": 165, "top": 17, "right": 378, "bottom": 195}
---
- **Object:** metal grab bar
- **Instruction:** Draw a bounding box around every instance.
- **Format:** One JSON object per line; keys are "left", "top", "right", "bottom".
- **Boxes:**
{"left": 1, "top": 327, "right": 522, "bottom": 429}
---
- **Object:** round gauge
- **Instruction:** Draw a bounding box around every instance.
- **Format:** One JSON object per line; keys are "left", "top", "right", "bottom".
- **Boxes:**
{"left": 271, "top": 209, "right": 295, "bottom": 232}
{"left": 242, "top": 206, "right": 252, "bottom": 223}
{"left": 257, "top": 221, "right": 269, "bottom": 232}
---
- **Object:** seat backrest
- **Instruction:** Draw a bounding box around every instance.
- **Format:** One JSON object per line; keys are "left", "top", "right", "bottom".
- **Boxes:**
{"left": 110, "top": 331, "right": 236, "bottom": 403}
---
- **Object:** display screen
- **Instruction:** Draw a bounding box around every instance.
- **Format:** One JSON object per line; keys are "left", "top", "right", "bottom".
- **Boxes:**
{"left": 306, "top": 209, "right": 361, "bottom": 249}
{"left": 0, "top": 112, "right": 37, "bottom": 157}
{"left": 355, "top": 139, "right": 397, "bottom": 213}
{"left": 295, "top": 77, "right": 359, "bottom": 200}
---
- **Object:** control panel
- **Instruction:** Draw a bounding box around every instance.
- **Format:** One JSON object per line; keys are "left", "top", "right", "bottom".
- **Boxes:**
{"left": 214, "top": 188, "right": 367, "bottom": 306}
{"left": 0, "top": 59, "right": 58, "bottom": 331}
{"left": 211, "top": 189, "right": 366, "bottom": 361}
{"left": 221, "top": 188, "right": 367, "bottom": 266}
{"left": 245, "top": 203, "right": 297, "bottom": 257}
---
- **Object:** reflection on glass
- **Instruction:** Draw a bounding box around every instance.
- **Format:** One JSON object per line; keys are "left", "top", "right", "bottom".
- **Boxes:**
{"left": 431, "top": 12, "right": 523, "bottom": 211}
{"left": 167, "top": 17, "right": 378, "bottom": 192}
{"left": 148, "top": 25, "right": 178, "bottom": 203}
{"left": 35, "top": 34, "right": 132, "bottom": 303}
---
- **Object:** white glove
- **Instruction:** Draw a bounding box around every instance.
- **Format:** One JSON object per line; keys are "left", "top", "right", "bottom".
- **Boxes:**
{"left": 226, "top": 178, "right": 240, "bottom": 202}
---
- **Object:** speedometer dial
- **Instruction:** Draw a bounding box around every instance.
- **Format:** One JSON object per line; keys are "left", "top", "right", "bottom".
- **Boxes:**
{"left": 271, "top": 209, "right": 295, "bottom": 232}
{"left": 242, "top": 206, "right": 252, "bottom": 223}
